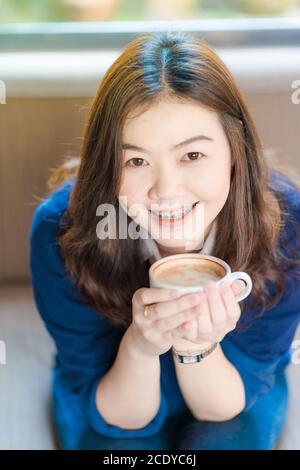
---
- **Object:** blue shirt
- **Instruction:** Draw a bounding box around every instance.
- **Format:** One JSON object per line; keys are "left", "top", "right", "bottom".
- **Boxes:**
{"left": 29, "top": 170, "right": 300, "bottom": 447}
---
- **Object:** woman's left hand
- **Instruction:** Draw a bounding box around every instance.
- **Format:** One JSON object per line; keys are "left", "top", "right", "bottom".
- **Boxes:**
{"left": 172, "top": 280, "right": 245, "bottom": 349}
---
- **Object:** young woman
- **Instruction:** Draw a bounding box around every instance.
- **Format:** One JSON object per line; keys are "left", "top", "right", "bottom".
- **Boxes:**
{"left": 29, "top": 31, "right": 300, "bottom": 450}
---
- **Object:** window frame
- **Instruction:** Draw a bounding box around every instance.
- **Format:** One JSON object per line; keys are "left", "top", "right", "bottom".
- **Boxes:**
{"left": 0, "top": 17, "right": 300, "bottom": 52}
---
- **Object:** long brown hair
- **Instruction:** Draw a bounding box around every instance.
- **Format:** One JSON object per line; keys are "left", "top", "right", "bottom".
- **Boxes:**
{"left": 39, "top": 31, "right": 300, "bottom": 331}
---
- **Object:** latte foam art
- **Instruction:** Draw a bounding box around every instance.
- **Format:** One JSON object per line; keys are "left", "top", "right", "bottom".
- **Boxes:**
{"left": 155, "top": 263, "right": 221, "bottom": 287}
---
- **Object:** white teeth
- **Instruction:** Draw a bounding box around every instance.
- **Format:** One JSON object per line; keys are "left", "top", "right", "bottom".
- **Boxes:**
{"left": 151, "top": 204, "right": 195, "bottom": 220}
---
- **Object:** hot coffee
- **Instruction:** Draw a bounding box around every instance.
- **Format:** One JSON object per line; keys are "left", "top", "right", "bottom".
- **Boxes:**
{"left": 149, "top": 253, "right": 253, "bottom": 302}
{"left": 151, "top": 257, "right": 225, "bottom": 287}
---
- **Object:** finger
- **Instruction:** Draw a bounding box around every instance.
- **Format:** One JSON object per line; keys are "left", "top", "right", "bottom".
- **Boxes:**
{"left": 182, "top": 318, "right": 198, "bottom": 333}
{"left": 204, "top": 281, "right": 227, "bottom": 326}
{"left": 195, "top": 293, "right": 213, "bottom": 334}
{"left": 144, "top": 291, "right": 203, "bottom": 321}
{"left": 154, "top": 305, "right": 201, "bottom": 333}
{"left": 220, "top": 283, "right": 241, "bottom": 321}
{"left": 179, "top": 318, "right": 199, "bottom": 341}
{"left": 176, "top": 298, "right": 203, "bottom": 339}
{"left": 230, "top": 280, "right": 246, "bottom": 298}
{"left": 171, "top": 327, "right": 185, "bottom": 339}
{"left": 136, "top": 287, "right": 182, "bottom": 307}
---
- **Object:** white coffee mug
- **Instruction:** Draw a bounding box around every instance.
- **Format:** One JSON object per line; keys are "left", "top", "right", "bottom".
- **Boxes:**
{"left": 149, "top": 253, "right": 253, "bottom": 302}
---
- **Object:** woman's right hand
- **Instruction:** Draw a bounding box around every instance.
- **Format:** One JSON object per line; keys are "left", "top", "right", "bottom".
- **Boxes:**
{"left": 130, "top": 287, "right": 203, "bottom": 358}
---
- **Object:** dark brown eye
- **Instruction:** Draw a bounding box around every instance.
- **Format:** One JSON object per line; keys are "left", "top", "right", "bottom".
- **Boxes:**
{"left": 125, "top": 158, "right": 146, "bottom": 167}
{"left": 183, "top": 152, "right": 204, "bottom": 161}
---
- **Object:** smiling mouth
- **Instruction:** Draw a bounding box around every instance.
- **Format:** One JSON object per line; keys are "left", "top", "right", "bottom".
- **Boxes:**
{"left": 149, "top": 201, "right": 199, "bottom": 225}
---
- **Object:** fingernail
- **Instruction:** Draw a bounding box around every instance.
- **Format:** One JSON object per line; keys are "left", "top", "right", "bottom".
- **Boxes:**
{"left": 236, "top": 280, "right": 245, "bottom": 292}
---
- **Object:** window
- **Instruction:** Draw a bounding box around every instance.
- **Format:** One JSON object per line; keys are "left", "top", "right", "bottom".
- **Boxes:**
{"left": 1, "top": 0, "right": 300, "bottom": 24}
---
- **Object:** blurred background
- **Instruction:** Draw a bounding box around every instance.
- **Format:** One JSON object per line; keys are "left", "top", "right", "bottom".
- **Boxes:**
{"left": 0, "top": 0, "right": 299, "bottom": 450}
{"left": 1, "top": 0, "right": 300, "bottom": 22}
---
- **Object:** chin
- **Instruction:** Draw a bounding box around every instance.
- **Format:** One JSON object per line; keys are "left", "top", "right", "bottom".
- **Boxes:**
{"left": 157, "top": 237, "right": 205, "bottom": 253}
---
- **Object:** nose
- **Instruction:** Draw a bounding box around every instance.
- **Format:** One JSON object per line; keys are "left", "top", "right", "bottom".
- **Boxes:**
{"left": 149, "top": 166, "right": 185, "bottom": 201}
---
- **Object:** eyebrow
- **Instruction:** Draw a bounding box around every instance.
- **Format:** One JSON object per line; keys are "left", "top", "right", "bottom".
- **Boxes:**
{"left": 121, "top": 134, "right": 214, "bottom": 153}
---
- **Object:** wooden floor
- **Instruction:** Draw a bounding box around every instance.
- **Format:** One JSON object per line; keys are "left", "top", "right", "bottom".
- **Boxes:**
{"left": 0, "top": 283, "right": 299, "bottom": 450}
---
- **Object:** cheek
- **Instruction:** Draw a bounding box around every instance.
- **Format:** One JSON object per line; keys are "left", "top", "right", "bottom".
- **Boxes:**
{"left": 119, "top": 173, "right": 146, "bottom": 207}
{"left": 192, "top": 158, "right": 231, "bottom": 201}
{"left": 120, "top": 172, "right": 137, "bottom": 197}
{"left": 204, "top": 174, "right": 230, "bottom": 201}
{"left": 199, "top": 176, "right": 230, "bottom": 227}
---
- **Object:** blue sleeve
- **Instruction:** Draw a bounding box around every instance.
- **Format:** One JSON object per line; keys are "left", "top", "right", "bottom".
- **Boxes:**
{"left": 220, "top": 337, "right": 289, "bottom": 412}
{"left": 29, "top": 203, "right": 168, "bottom": 439}
{"left": 221, "top": 274, "right": 300, "bottom": 412}
{"left": 221, "top": 250, "right": 300, "bottom": 410}
{"left": 221, "top": 182, "right": 300, "bottom": 412}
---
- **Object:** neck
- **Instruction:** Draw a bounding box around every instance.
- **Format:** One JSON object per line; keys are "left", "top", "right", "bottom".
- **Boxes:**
{"left": 158, "top": 222, "right": 213, "bottom": 258}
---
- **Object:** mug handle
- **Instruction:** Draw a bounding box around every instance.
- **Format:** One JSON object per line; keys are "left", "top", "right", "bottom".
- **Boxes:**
{"left": 226, "top": 272, "right": 253, "bottom": 302}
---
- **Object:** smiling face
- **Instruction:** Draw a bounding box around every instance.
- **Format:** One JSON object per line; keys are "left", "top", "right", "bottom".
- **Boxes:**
{"left": 118, "top": 98, "right": 232, "bottom": 256}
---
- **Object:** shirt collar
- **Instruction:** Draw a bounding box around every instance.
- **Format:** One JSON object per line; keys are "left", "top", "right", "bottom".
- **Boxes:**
{"left": 138, "top": 219, "right": 218, "bottom": 265}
